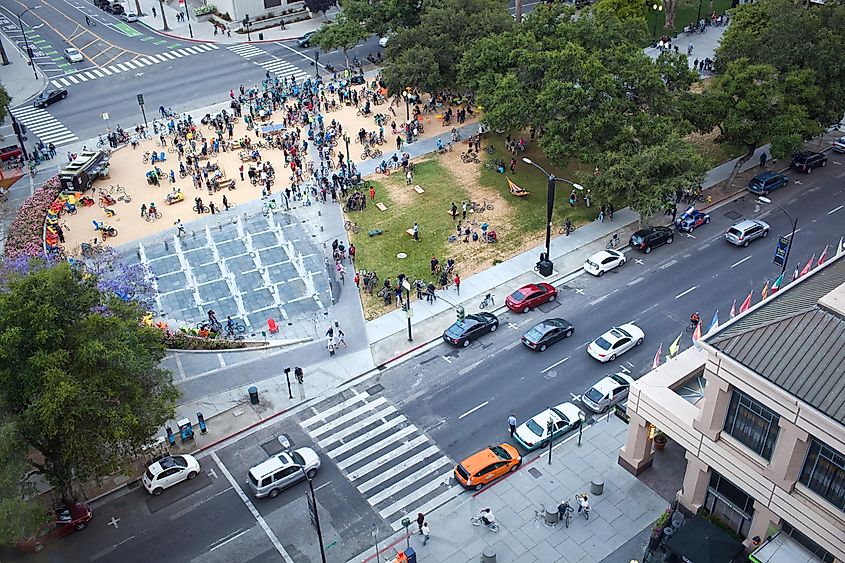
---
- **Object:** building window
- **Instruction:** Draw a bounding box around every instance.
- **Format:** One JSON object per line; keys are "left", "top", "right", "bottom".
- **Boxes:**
{"left": 723, "top": 389, "right": 780, "bottom": 460}
{"left": 265, "top": 0, "right": 283, "bottom": 8}
{"left": 704, "top": 472, "right": 754, "bottom": 538}
{"left": 799, "top": 438, "right": 845, "bottom": 513}
{"left": 781, "top": 522, "right": 835, "bottom": 563}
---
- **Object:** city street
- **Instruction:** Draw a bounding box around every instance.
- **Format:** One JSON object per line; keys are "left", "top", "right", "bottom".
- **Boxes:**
{"left": 13, "top": 161, "right": 842, "bottom": 562}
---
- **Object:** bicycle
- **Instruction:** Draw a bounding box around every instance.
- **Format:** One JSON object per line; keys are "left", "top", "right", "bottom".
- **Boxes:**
{"left": 470, "top": 515, "right": 499, "bottom": 533}
{"left": 471, "top": 200, "right": 493, "bottom": 214}
{"left": 460, "top": 151, "right": 480, "bottom": 164}
{"left": 558, "top": 500, "right": 574, "bottom": 528}
{"left": 145, "top": 210, "right": 162, "bottom": 222}
{"left": 479, "top": 293, "right": 494, "bottom": 309}
{"left": 263, "top": 199, "right": 277, "bottom": 213}
{"left": 606, "top": 233, "right": 620, "bottom": 249}
{"left": 558, "top": 222, "right": 576, "bottom": 235}
{"left": 344, "top": 220, "right": 360, "bottom": 234}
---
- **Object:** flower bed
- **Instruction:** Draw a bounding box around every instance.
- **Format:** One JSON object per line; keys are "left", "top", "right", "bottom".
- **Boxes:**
{"left": 163, "top": 329, "right": 253, "bottom": 350}
{"left": 4, "top": 176, "right": 62, "bottom": 259}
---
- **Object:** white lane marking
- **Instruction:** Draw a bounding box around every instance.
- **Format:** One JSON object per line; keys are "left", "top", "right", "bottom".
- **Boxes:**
{"left": 458, "top": 401, "right": 489, "bottom": 419}
{"left": 675, "top": 286, "right": 698, "bottom": 299}
{"left": 541, "top": 356, "right": 570, "bottom": 374}
{"left": 627, "top": 276, "right": 644, "bottom": 286}
{"left": 168, "top": 486, "right": 234, "bottom": 521}
{"left": 731, "top": 256, "right": 752, "bottom": 268}
{"left": 785, "top": 228, "right": 802, "bottom": 238}
{"left": 90, "top": 536, "right": 136, "bottom": 560}
{"left": 209, "top": 451, "right": 294, "bottom": 563}
{"left": 210, "top": 529, "right": 248, "bottom": 552}
{"left": 314, "top": 481, "right": 331, "bottom": 492}
{"left": 828, "top": 205, "right": 843, "bottom": 215}
{"left": 837, "top": 171, "right": 845, "bottom": 178}
{"left": 589, "top": 295, "right": 608, "bottom": 306}
{"left": 660, "top": 259, "right": 678, "bottom": 269}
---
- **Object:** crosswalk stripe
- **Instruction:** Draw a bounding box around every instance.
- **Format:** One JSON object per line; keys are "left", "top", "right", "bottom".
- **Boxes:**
{"left": 99, "top": 66, "right": 112, "bottom": 75}
{"left": 357, "top": 445, "right": 442, "bottom": 493}
{"left": 124, "top": 60, "right": 137, "bottom": 69}
{"left": 108, "top": 65, "right": 121, "bottom": 73}
{"left": 92, "top": 69, "right": 104, "bottom": 77}
{"left": 378, "top": 473, "right": 453, "bottom": 519}
{"left": 116, "top": 63, "right": 129, "bottom": 71}
{"left": 51, "top": 80, "right": 62, "bottom": 88}
{"left": 301, "top": 393, "right": 368, "bottom": 427}
{"left": 76, "top": 73, "right": 88, "bottom": 81}
{"left": 171, "top": 50, "right": 184, "bottom": 57}
{"left": 348, "top": 435, "right": 429, "bottom": 481}
{"left": 182, "top": 47, "right": 199, "bottom": 55}
{"left": 317, "top": 406, "right": 398, "bottom": 446}
{"left": 162, "top": 52, "right": 176, "bottom": 60}
{"left": 309, "top": 397, "right": 388, "bottom": 438}
{"left": 368, "top": 459, "right": 452, "bottom": 505}
{"left": 207, "top": 43, "right": 219, "bottom": 49}
{"left": 152, "top": 54, "right": 167, "bottom": 62}
{"left": 336, "top": 426, "right": 418, "bottom": 470}
{"left": 140, "top": 57, "right": 154, "bottom": 65}
{"left": 66, "top": 74, "right": 79, "bottom": 84}
{"left": 326, "top": 415, "right": 406, "bottom": 457}
{"left": 389, "top": 488, "right": 461, "bottom": 531}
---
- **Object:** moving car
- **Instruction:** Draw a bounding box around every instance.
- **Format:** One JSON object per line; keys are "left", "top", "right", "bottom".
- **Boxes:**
{"left": 587, "top": 323, "right": 644, "bottom": 362}
{"left": 581, "top": 372, "right": 635, "bottom": 413}
{"left": 454, "top": 444, "right": 521, "bottom": 491}
{"left": 747, "top": 171, "right": 788, "bottom": 195}
{"left": 583, "top": 249, "right": 625, "bottom": 276}
{"left": 33, "top": 88, "right": 68, "bottom": 108}
{"left": 513, "top": 402, "right": 584, "bottom": 450}
{"left": 297, "top": 31, "right": 315, "bottom": 48}
{"left": 675, "top": 207, "right": 710, "bottom": 233}
{"left": 442, "top": 312, "right": 498, "bottom": 347}
{"left": 629, "top": 226, "right": 673, "bottom": 254}
{"left": 521, "top": 318, "right": 574, "bottom": 352}
{"left": 832, "top": 137, "right": 845, "bottom": 153}
{"left": 725, "top": 219, "right": 769, "bottom": 247}
{"left": 505, "top": 282, "right": 557, "bottom": 313}
{"left": 64, "top": 48, "right": 84, "bottom": 63}
{"left": 143, "top": 454, "right": 200, "bottom": 495}
{"left": 248, "top": 447, "right": 321, "bottom": 498}
{"left": 121, "top": 12, "right": 138, "bottom": 22}
{"left": 790, "top": 151, "right": 827, "bottom": 173}
{"left": 18, "top": 503, "right": 92, "bottom": 552}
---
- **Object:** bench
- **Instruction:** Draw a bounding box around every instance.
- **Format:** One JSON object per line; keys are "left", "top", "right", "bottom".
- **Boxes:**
{"left": 405, "top": 228, "right": 416, "bottom": 238}
{"left": 413, "top": 185, "right": 425, "bottom": 194}
{"left": 375, "top": 202, "right": 387, "bottom": 211}
{"left": 267, "top": 318, "right": 279, "bottom": 334}
{"left": 509, "top": 186, "right": 530, "bottom": 197}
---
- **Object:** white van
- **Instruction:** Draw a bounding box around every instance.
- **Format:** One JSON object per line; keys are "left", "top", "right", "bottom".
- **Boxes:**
{"left": 247, "top": 447, "right": 321, "bottom": 498}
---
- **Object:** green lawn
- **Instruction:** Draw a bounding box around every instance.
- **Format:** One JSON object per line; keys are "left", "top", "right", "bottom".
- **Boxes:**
{"left": 646, "top": 0, "right": 733, "bottom": 37}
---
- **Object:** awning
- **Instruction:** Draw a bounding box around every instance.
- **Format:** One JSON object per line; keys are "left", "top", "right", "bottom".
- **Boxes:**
{"left": 665, "top": 516, "right": 745, "bottom": 563}
{"left": 750, "top": 531, "right": 826, "bottom": 563}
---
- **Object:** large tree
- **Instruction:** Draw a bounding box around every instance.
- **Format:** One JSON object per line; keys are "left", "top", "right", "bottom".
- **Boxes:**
{"left": 0, "top": 261, "right": 179, "bottom": 503}
{"left": 0, "top": 420, "right": 47, "bottom": 545}
{"left": 0, "top": 83, "right": 10, "bottom": 126}
{"left": 311, "top": 12, "right": 370, "bottom": 69}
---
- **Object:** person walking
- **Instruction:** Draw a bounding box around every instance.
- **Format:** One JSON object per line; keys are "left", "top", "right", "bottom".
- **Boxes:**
{"left": 369, "top": 185, "right": 376, "bottom": 201}
{"left": 454, "top": 273, "right": 461, "bottom": 294}
{"left": 396, "top": 136, "right": 403, "bottom": 151}
{"left": 140, "top": 203, "right": 147, "bottom": 218}
{"left": 406, "top": 168, "right": 413, "bottom": 185}
{"left": 222, "top": 194, "right": 229, "bottom": 211}
{"left": 462, "top": 201, "right": 467, "bottom": 220}
{"left": 336, "top": 327, "right": 347, "bottom": 347}
{"left": 152, "top": 5, "right": 156, "bottom": 17}
{"left": 564, "top": 217, "right": 572, "bottom": 236}
{"left": 209, "top": 201, "right": 216, "bottom": 214}
{"left": 417, "top": 512, "right": 425, "bottom": 534}
{"left": 508, "top": 414, "right": 517, "bottom": 437}
{"left": 607, "top": 202, "right": 614, "bottom": 221}
{"left": 451, "top": 202, "right": 458, "bottom": 221}
{"left": 421, "top": 522, "right": 430, "bottom": 545}
{"left": 509, "top": 158, "right": 516, "bottom": 174}
{"left": 598, "top": 207, "right": 605, "bottom": 223}
{"left": 413, "top": 222, "right": 420, "bottom": 241}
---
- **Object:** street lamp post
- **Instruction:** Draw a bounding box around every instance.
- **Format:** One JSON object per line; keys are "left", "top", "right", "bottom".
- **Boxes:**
{"left": 547, "top": 411, "right": 554, "bottom": 465}
{"left": 302, "top": 467, "right": 328, "bottom": 563}
{"left": 651, "top": 3, "right": 663, "bottom": 42}
{"left": 758, "top": 196, "right": 798, "bottom": 276}
{"left": 695, "top": 0, "right": 703, "bottom": 26}
{"left": 371, "top": 525, "right": 380, "bottom": 563}
{"left": 244, "top": 15, "right": 251, "bottom": 41}
{"left": 283, "top": 366, "right": 293, "bottom": 399}
{"left": 403, "top": 279, "right": 412, "bottom": 342}
{"left": 522, "top": 158, "right": 584, "bottom": 277}
{"left": 18, "top": 6, "right": 40, "bottom": 80}
{"left": 183, "top": 1, "right": 193, "bottom": 38}
{"left": 314, "top": 51, "right": 320, "bottom": 79}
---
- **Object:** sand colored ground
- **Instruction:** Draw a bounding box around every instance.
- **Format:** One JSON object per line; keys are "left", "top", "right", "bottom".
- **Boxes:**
{"left": 59, "top": 87, "right": 476, "bottom": 254}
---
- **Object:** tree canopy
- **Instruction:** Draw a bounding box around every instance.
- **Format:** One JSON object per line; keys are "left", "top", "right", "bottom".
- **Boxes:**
{"left": 311, "top": 12, "right": 370, "bottom": 68}
{"left": 0, "top": 83, "right": 10, "bottom": 126}
{"left": 0, "top": 260, "right": 178, "bottom": 511}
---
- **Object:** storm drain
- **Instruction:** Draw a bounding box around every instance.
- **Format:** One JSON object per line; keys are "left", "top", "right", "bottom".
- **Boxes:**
{"left": 528, "top": 467, "right": 544, "bottom": 479}
{"left": 724, "top": 210, "right": 743, "bottom": 220}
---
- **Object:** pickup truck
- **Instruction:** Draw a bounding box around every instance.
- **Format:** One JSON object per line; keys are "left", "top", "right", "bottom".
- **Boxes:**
{"left": 0, "top": 145, "right": 23, "bottom": 162}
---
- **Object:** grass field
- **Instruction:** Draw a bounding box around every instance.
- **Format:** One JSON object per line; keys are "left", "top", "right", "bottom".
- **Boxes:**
{"left": 646, "top": 0, "right": 733, "bottom": 36}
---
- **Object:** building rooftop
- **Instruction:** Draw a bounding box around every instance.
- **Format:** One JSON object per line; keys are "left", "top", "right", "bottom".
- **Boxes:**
{"left": 709, "top": 254, "right": 845, "bottom": 425}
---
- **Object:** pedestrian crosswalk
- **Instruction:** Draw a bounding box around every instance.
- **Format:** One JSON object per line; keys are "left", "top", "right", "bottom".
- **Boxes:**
{"left": 50, "top": 44, "right": 219, "bottom": 89}
{"left": 9, "top": 106, "right": 78, "bottom": 146}
{"left": 300, "top": 391, "right": 460, "bottom": 531}
{"left": 227, "top": 44, "right": 311, "bottom": 82}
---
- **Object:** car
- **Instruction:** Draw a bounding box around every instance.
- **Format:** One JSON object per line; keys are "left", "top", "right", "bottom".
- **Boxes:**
{"left": 725, "top": 219, "right": 770, "bottom": 247}
{"left": 33, "top": 88, "right": 68, "bottom": 108}
{"left": 790, "top": 151, "right": 827, "bottom": 173}
{"left": 832, "top": 137, "right": 845, "bottom": 153}
{"left": 521, "top": 318, "right": 574, "bottom": 352}
{"left": 747, "top": 171, "right": 789, "bottom": 195}
{"left": 142, "top": 454, "right": 200, "bottom": 495}
{"left": 512, "top": 402, "right": 584, "bottom": 451}
{"left": 378, "top": 36, "right": 389, "bottom": 47}
{"left": 121, "top": 12, "right": 138, "bottom": 22}
{"left": 675, "top": 207, "right": 710, "bottom": 233}
{"left": 581, "top": 372, "right": 635, "bottom": 413}
{"left": 94, "top": 0, "right": 110, "bottom": 8}
{"left": 583, "top": 249, "right": 626, "bottom": 276}
{"left": 442, "top": 312, "right": 498, "bottom": 347}
{"left": 505, "top": 282, "right": 557, "bottom": 313}
{"left": 18, "top": 503, "right": 92, "bottom": 553}
{"left": 106, "top": 3, "right": 125, "bottom": 15}
{"left": 248, "top": 447, "right": 321, "bottom": 498}
{"left": 454, "top": 443, "right": 521, "bottom": 491}
{"left": 587, "top": 323, "right": 644, "bottom": 362}
{"left": 64, "top": 47, "right": 84, "bottom": 63}
{"left": 0, "top": 144, "right": 23, "bottom": 162}
{"left": 629, "top": 226, "right": 673, "bottom": 254}
{"left": 297, "top": 31, "right": 314, "bottom": 48}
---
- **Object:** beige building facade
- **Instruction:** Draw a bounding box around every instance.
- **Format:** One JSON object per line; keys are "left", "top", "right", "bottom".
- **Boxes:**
{"left": 619, "top": 253, "right": 845, "bottom": 562}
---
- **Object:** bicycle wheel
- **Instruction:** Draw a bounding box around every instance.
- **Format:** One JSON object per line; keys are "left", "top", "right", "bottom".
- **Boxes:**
{"left": 485, "top": 203, "right": 493, "bottom": 210}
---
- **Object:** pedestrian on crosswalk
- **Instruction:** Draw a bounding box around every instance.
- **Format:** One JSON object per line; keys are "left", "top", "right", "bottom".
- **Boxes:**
{"left": 508, "top": 414, "right": 517, "bottom": 437}
{"left": 417, "top": 512, "right": 425, "bottom": 534}
{"left": 421, "top": 522, "right": 430, "bottom": 545}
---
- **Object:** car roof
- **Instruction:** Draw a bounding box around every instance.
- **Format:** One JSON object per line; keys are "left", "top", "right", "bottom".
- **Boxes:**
{"left": 518, "top": 284, "right": 540, "bottom": 293}
{"left": 592, "top": 372, "right": 632, "bottom": 393}
{"left": 731, "top": 219, "right": 767, "bottom": 231}
{"left": 249, "top": 452, "right": 294, "bottom": 476}
{"left": 753, "top": 171, "right": 780, "bottom": 180}
{"left": 589, "top": 249, "right": 620, "bottom": 261}
{"left": 552, "top": 402, "right": 582, "bottom": 421}
{"left": 148, "top": 455, "right": 190, "bottom": 476}
{"left": 460, "top": 444, "right": 515, "bottom": 472}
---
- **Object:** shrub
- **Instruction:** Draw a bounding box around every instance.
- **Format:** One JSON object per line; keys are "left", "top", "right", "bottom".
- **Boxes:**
{"left": 162, "top": 329, "right": 249, "bottom": 350}
{"left": 194, "top": 4, "right": 216, "bottom": 16}
{"left": 4, "top": 176, "right": 61, "bottom": 259}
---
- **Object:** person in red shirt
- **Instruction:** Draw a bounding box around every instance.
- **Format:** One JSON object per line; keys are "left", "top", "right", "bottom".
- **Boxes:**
{"left": 454, "top": 273, "right": 461, "bottom": 294}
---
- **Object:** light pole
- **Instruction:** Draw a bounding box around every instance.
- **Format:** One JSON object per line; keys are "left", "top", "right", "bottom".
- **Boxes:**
{"left": 547, "top": 411, "right": 554, "bottom": 464}
{"left": 244, "top": 14, "right": 251, "bottom": 41}
{"left": 182, "top": 0, "right": 193, "bottom": 38}
{"left": 302, "top": 467, "right": 327, "bottom": 563}
{"left": 650, "top": 3, "right": 663, "bottom": 42}
{"left": 17, "top": 6, "right": 41, "bottom": 80}
{"left": 402, "top": 89, "right": 413, "bottom": 144}
{"left": 283, "top": 367, "right": 293, "bottom": 399}
{"left": 314, "top": 51, "right": 320, "bottom": 79}
{"left": 403, "top": 279, "right": 412, "bottom": 342}
{"left": 371, "top": 525, "right": 380, "bottom": 563}
{"left": 758, "top": 196, "right": 798, "bottom": 276}
{"left": 695, "top": 0, "right": 703, "bottom": 26}
{"left": 522, "top": 158, "right": 584, "bottom": 277}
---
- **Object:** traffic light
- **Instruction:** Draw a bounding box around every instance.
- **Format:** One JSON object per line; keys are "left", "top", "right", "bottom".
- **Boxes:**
{"left": 456, "top": 306, "right": 465, "bottom": 323}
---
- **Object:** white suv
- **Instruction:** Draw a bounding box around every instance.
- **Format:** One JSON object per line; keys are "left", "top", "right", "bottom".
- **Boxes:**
{"left": 143, "top": 455, "right": 200, "bottom": 495}
{"left": 582, "top": 372, "right": 634, "bottom": 413}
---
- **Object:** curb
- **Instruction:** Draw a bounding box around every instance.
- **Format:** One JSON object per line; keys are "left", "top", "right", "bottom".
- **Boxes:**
{"left": 164, "top": 336, "right": 312, "bottom": 354}
{"left": 138, "top": 20, "right": 311, "bottom": 45}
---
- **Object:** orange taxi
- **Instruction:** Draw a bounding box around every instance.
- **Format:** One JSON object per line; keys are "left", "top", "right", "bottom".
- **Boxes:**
{"left": 454, "top": 443, "right": 521, "bottom": 491}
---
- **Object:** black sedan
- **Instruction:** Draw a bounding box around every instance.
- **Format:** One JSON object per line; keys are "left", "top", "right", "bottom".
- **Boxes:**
{"left": 629, "top": 226, "right": 673, "bottom": 254}
{"left": 33, "top": 88, "right": 68, "bottom": 109}
{"left": 442, "top": 313, "right": 499, "bottom": 347}
{"left": 521, "top": 318, "right": 574, "bottom": 352}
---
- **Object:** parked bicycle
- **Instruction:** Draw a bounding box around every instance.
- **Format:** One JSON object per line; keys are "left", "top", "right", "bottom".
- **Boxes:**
{"left": 606, "top": 233, "right": 620, "bottom": 249}
{"left": 479, "top": 293, "right": 495, "bottom": 309}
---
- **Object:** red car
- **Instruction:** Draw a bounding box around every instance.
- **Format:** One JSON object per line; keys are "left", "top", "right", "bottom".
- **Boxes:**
{"left": 505, "top": 283, "right": 557, "bottom": 313}
{"left": 18, "top": 503, "right": 92, "bottom": 552}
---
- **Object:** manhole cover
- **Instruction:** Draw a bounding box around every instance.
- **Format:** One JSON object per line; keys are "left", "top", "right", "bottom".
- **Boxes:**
{"left": 538, "top": 301, "right": 561, "bottom": 313}
{"left": 366, "top": 383, "right": 385, "bottom": 395}
{"left": 261, "top": 439, "right": 285, "bottom": 457}
{"left": 724, "top": 210, "right": 743, "bottom": 220}
{"left": 528, "top": 467, "right": 543, "bottom": 479}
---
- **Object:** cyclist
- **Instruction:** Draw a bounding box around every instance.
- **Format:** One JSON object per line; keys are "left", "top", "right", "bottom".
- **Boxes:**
{"left": 436, "top": 138, "right": 444, "bottom": 152}
{"left": 226, "top": 316, "right": 235, "bottom": 336}
{"left": 478, "top": 508, "right": 496, "bottom": 527}
{"left": 690, "top": 312, "right": 701, "bottom": 327}
{"left": 85, "top": 15, "right": 91, "bottom": 26}
{"left": 148, "top": 202, "right": 158, "bottom": 218}
{"left": 208, "top": 309, "right": 219, "bottom": 328}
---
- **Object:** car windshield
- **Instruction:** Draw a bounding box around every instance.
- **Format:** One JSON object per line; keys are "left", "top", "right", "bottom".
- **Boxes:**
{"left": 630, "top": 234, "right": 644, "bottom": 244}
{"left": 510, "top": 290, "right": 526, "bottom": 301}
{"left": 524, "top": 326, "right": 545, "bottom": 341}
{"left": 613, "top": 327, "right": 632, "bottom": 338}
{"left": 525, "top": 419, "right": 545, "bottom": 437}
{"left": 609, "top": 373, "right": 630, "bottom": 387}
{"left": 594, "top": 336, "right": 611, "bottom": 350}
{"left": 171, "top": 456, "right": 188, "bottom": 468}
{"left": 489, "top": 445, "right": 511, "bottom": 460}
{"left": 585, "top": 387, "right": 605, "bottom": 403}
{"left": 290, "top": 451, "right": 306, "bottom": 466}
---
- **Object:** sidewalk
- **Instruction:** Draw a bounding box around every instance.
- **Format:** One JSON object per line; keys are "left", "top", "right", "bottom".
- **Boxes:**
{"left": 0, "top": 33, "right": 48, "bottom": 105}
{"left": 348, "top": 415, "right": 670, "bottom": 563}
{"left": 136, "top": 1, "right": 337, "bottom": 44}
{"left": 643, "top": 23, "right": 726, "bottom": 70}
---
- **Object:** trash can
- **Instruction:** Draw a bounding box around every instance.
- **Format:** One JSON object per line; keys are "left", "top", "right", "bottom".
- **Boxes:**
{"left": 248, "top": 386, "right": 259, "bottom": 405}
{"left": 590, "top": 479, "right": 604, "bottom": 495}
{"left": 403, "top": 547, "right": 417, "bottom": 563}
{"left": 536, "top": 259, "right": 553, "bottom": 277}
{"left": 544, "top": 505, "right": 559, "bottom": 525}
{"left": 481, "top": 546, "right": 497, "bottom": 563}
{"left": 258, "top": 33, "right": 264, "bottom": 40}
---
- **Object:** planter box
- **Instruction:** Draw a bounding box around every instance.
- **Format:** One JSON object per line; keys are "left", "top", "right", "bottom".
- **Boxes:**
{"left": 237, "top": 8, "right": 309, "bottom": 33}
{"left": 195, "top": 13, "right": 213, "bottom": 22}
